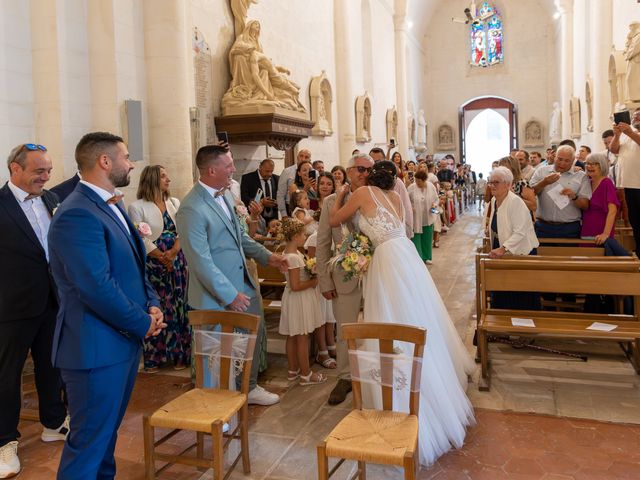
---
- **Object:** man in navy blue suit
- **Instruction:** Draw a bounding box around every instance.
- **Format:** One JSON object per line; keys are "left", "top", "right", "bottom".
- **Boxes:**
{"left": 48, "top": 132, "right": 166, "bottom": 479}
{"left": 50, "top": 172, "right": 80, "bottom": 202}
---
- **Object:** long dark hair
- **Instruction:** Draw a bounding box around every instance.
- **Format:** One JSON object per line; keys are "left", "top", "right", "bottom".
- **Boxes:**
{"left": 137, "top": 165, "right": 169, "bottom": 201}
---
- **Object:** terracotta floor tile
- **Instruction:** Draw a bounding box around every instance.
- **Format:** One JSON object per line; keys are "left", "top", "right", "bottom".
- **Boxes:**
{"left": 503, "top": 458, "right": 545, "bottom": 477}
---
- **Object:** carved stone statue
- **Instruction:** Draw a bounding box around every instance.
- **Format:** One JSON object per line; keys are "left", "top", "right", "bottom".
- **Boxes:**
{"left": 356, "top": 93, "right": 372, "bottom": 143}
{"left": 585, "top": 79, "right": 594, "bottom": 132}
{"left": 549, "top": 101, "right": 562, "bottom": 143}
{"left": 570, "top": 97, "right": 581, "bottom": 139}
{"left": 417, "top": 110, "right": 427, "bottom": 145}
{"left": 385, "top": 107, "right": 398, "bottom": 144}
{"left": 309, "top": 72, "right": 333, "bottom": 136}
{"left": 230, "top": 0, "right": 258, "bottom": 38}
{"left": 624, "top": 22, "right": 640, "bottom": 103}
{"left": 436, "top": 124, "right": 455, "bottom": 151}
{"left": 221, "top": 20, "right": 306, "bottom": 114}
{"left": 523, "top": 119, "right": 543, "bottom": 147}
{"left": 408, "top": 116, "right": 416, "bottom": 148}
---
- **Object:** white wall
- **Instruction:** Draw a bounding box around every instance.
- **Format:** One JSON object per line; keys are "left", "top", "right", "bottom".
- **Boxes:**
{"left": 421, "top": 0, "right": 558, "bottom": 161}
{"left": 0, "top": 0, "right": 35, "bottom": 185}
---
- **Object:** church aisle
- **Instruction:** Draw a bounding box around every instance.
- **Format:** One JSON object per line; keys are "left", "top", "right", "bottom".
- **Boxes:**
{"left": 15, "top": 206, "right": 640, "bottom": 479}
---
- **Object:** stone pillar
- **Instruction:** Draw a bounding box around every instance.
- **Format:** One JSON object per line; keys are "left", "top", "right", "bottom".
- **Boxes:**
{"left": 29, "top": 0, "right": 65, "bottom": 183}
{"left": 142, "top": 0, "right": 193, "bottom": 197}
{"left": 87, "top": 0, "right": 119, "bottom": 133}
{"left": 590, "top": 0, "right": 613, "bottom": 139}
{"left": 558, "top": 0, "right": 574, "bottom": 140}
{"left": 333, "top": 0, "right": 358, "bottom": 165}
{"left": 393, "top": 14, "right": 410, "bottom": 161}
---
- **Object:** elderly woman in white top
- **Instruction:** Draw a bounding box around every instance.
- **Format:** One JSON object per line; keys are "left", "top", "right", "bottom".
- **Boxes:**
{"left": 407, "top": 170, "right": 439, "bottom": 264}
{"left": 128, "top": 165, "right": 190, "bottom": 372}
{"left": 486, "top": 166, "right": 540, "bottom": 309}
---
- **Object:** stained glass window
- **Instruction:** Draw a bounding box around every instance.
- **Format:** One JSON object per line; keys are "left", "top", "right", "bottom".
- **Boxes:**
{"left": 470, "top": 2, "right": 504, "bottom": 68}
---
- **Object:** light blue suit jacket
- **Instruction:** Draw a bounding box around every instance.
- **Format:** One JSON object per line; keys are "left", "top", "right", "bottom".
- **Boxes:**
{"left": 176, "top": 182, "right": 271, "bottom": 309}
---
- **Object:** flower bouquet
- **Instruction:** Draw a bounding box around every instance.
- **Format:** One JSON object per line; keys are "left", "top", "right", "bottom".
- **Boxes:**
{"left": 304, "top": 256, "right": 317, "bottom": 276}
{"left": 135, "top": 221, "right": 152, "bottom": 237}
{"left": 328, "top": 226, "right": 374, "bottom": 281}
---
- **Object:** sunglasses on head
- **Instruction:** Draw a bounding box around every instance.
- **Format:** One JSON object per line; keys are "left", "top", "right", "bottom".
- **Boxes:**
{"left": 9, "top": 143, "right": 47, "bottom": 165}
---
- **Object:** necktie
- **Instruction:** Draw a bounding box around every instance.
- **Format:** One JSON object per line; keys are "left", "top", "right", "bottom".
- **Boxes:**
{"left": 263, "top": 178, "right": 272, "bottom": 215}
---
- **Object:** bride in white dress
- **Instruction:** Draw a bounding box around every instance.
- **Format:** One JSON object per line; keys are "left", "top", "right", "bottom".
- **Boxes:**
{"left": 329, "top": 160, "right": 475, "bottom": 465}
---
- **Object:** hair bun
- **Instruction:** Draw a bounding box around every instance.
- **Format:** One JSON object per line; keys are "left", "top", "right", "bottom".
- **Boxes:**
{"left": 367, "top": 160, "right": 396, "bottom": 190}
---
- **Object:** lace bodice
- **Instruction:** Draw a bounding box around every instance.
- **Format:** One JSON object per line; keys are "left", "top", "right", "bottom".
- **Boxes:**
{"left": 357, "top": 187, "right": 406, "bottom": 248}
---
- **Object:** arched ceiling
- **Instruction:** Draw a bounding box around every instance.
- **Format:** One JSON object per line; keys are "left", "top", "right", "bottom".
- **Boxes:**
{"left": 405, "top": 0, "right": 559, "bottom": 41}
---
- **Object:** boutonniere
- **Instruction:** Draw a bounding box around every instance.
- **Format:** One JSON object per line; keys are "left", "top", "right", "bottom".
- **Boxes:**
{"left": 135, "top": 222, "right": 152, "bottom": 237}
{"left": 234, "top": 204, "right": 248, "bottom": 218}
{"left": 52, "top": 204, "right": 60, "bottom": 216}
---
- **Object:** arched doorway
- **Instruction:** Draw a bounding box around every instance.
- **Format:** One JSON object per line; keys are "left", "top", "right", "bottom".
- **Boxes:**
{"left": 459, "top": 96, "right": 517, "bottom": 177}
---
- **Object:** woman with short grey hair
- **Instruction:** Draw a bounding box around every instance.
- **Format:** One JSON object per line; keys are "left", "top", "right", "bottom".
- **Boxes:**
{"left": 581, "top": 152, "right": 620, "bottom": 244}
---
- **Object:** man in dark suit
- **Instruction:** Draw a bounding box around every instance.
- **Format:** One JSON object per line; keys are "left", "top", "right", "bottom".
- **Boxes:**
{"left": 0, "top": 143, "right": 68, "bottom": 478}
{"left": 240, "top": 158, "right": 279, "bottom": 222}
{"left": 48, "top": 132, "right": 165, "bottom": 479}
{"left": 50, "top": 172, "right": 80, "bottom": 202}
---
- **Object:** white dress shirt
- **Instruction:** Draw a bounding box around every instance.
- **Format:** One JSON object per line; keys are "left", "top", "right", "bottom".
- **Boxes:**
{"left": 79, "top": 180, "right": 130, "bottom": 234}
{"left": 8, "top": 181, "right": 51, "bottom": 260}
{"left": 199, "top": 180, "right": 232, "bottom": 220}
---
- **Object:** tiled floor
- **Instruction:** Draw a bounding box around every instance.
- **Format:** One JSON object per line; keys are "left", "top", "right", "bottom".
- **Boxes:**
{"left": 13, "top": 206, "right": 640, "bottom": 479}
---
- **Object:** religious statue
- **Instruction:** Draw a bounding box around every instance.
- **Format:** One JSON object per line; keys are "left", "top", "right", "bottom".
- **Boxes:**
{"left": 221, "top": 20, "right": 306, "bottom": 114}
{"left": 624, "top": 22, "right": 640, "bottom": 103}
{"left": 549, "top": 101, "right": 562, "bottom": 143}
{"left": 585, "top": 79, "right": 594, "bottom": 132}
{"left": 417, "top": 110, "right": 427, "bottom": 145}
{"left": 309, "top": 72, "right": 333, "bottom": 136}
{"left": 523, "top": 120, "right": 543, "bottom": 147}
{"left": 230, "top": 0, "right": 258, "bottom": 38}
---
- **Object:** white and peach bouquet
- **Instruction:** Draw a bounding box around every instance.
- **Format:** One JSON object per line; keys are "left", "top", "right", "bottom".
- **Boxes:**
{"left": 329, "top": 227, "right": 374, "bottom": 281}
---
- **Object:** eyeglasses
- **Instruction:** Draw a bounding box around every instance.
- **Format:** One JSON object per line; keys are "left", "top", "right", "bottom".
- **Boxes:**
{"left": 487, "top": 181, "right": 504, "bottom": 186}
{"left": 354, "top": 166, "right": 371, "bottom": 174}
{"left": 9, "top": 143, "right": 47, "bottom": 165}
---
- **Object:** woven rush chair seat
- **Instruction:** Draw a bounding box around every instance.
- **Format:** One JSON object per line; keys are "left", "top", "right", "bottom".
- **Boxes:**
{"left": 148, "top": 389, "right": 246, "bottom": 432}
{"left": 143, "top": 311, "right": 259, "bottom": 480}
{"left": 325, "top": 409, "right": 418, "bottom": 465}
{"left": 317, "top": 322, "right": 426, "bottom": 480}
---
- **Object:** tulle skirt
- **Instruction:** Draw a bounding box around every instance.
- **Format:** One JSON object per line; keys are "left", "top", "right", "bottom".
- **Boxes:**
{"left": 361, "top": 236, "right": 475, "bottom": 465}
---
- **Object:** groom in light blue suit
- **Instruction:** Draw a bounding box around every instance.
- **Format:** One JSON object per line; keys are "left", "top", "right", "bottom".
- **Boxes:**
{"left": 176, "top": 144, "right": 288, "bottom": 405}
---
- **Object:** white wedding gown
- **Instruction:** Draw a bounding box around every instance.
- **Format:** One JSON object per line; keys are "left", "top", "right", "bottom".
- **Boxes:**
{"left": 357, "top": 186, "right": 475, "bottom": 466}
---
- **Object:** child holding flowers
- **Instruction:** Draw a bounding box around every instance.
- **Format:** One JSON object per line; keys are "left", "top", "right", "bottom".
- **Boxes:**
{"left": 279, "top": 218, "right": 327, "bottom": 385}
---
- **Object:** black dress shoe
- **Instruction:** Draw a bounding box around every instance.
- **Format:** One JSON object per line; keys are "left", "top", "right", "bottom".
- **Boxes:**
{"left": 328, "top": 379, "right": 352, "bottom": 405}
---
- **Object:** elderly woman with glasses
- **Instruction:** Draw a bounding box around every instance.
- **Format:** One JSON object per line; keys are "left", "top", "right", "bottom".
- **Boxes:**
{"left": 487, "top": 166, "right": 539, "bottom": 259}
{"left": 486, "top": 166, "right": 541, "bottom": 310}
{"left": 581, "top": 152, "right": 620, "bottom": 244}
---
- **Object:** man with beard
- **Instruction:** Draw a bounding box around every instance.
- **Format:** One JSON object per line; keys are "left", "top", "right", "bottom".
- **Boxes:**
{"left": 611, "top": 108, "right": 640, "bottom": 255}
{"left": 48, "top": 132, "right": 165, "bottom": 479}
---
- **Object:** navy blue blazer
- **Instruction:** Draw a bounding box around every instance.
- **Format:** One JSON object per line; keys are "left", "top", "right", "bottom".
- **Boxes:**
{"left": 48, "top": 182, "right": 160, "bottom": 369}
{"left": 50, "top": 173, "right": 80, "bottom": 202}
{"left": 0, "top": 183, "right": 59, "bottom": 322}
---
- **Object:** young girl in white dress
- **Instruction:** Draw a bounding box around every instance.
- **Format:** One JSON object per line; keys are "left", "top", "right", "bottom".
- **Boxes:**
{"left": 329, "top": 160, "right": 475, "bottom": 466}
{"left": 279, "top": 218, "right": 327, "bottom": 385}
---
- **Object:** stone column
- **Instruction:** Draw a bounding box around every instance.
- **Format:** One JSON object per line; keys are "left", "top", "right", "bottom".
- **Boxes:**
{"left": 333, "top": 0, "right": 358, "bottom": 165}
{"left": 590, "top": 0, "right": 613, "bottom": 139}
{"left": 558, "top": 0, "right": 574, "bottom": 140}
{"left": 87, "top": 0, "right": 119, "bottom": 133}
{"left": 142, "top": 0, "right": 193, "bottom": 197}
{"left": 29, "top": 0, "right": 65, "bottom": 183}
{"left": 393, "top": 14, "right": 410, "bottom": 161}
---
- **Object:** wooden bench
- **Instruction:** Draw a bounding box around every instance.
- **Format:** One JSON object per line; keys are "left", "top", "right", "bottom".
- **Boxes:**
{"left": 536, "top": 246, "right": 604, "bottom": 257}
{"left": 476, "top": 258, "right": 640, "bottom": 391}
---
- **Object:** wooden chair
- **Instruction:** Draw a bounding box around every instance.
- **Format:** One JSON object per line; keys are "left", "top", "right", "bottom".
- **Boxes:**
{"left": 143, "top": 311, "right": 259, "bottom": 480}
{"left": 317, "top": 322, "right": 426, "bottom": 480}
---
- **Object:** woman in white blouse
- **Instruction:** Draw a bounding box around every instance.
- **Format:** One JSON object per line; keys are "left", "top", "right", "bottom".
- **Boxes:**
{"left": 128, "top": 166, "right": 190, "bottom": 373}
{"left": 486, "top": 166, "right": 539, "bottom": 258}
{"left": 486, "top": 166, "right": 540, "bottom": 310}
{"left": 407, "top": 170, "right": 439, "bottom": 264}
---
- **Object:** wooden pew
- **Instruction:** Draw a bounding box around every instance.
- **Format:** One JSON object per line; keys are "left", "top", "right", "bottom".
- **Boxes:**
{"left": 476, "top": 258, "right": 640, "bottom": 391}
{"left": 536, "top": 246, "right": 604, "bottom": 257}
